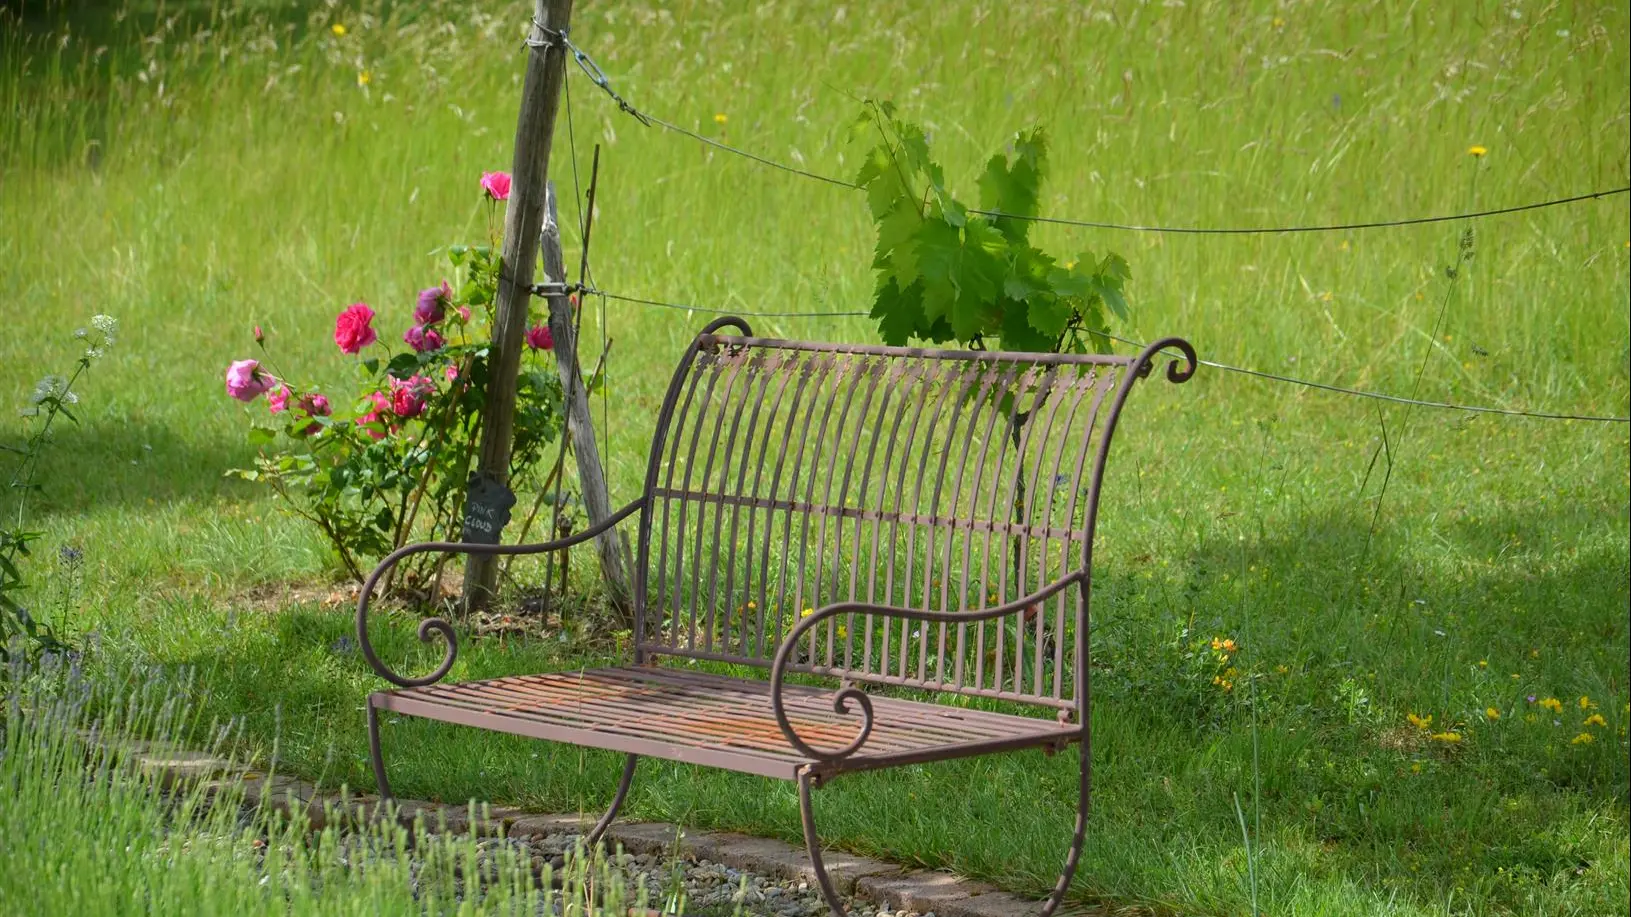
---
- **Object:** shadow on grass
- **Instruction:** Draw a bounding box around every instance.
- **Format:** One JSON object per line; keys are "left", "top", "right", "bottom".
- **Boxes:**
{"left": 136, "top": 498, "right": 1627, "bottom": 916}
{"left": 21, "top": 418, "right": 259, "bottom": 518}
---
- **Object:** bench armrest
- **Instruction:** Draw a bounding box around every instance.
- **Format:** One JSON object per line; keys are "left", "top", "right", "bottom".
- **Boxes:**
{"left": 355, "top": 497, "right": 645, "bottom": 688}
{"left": 768, "top": 570, "right": 1087, "bottom": 763}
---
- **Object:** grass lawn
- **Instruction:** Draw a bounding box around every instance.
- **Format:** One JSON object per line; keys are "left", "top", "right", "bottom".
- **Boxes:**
{"left": 3, "top": 1, "right": 1628, "bottom": 915}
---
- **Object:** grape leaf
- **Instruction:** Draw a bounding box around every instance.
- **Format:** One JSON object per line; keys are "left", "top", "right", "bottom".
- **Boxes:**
{"left": 870, "top": 277, "right": 928, "bottom": 346}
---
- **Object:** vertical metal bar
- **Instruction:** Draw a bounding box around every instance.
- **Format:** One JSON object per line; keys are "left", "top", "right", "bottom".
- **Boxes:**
{"left": 830, "top": 360, "right": 891, "bottom": 674}
{"left": 1056, "top": 368, "right": 1115, "bottom": 709}
{"left": 657, "top": 351, "right": 716, "bottom": 650}
{"left": 1015, "top": 366, "right": 1067, "bottom": 697}
{"left": 917, "top": 362, "right": 983, "bottom": 684}
{"left": 674, "top": 354, "right": 730, "bottom": 650}
{"left": 898, "top": 361, "right": 970, "bottom": 681}
{"left": 992, "top": 365, "right": 1043, "bottom": 694}
{"left": 1037, "top": 370, "right": 1095, "bottom": 702}
{"left": 810, "top": 355, "right": 876, "bottom": 670}
{"left": 777, "top": 354, "right": 838, "bottom": 660}
{"left": 757, "top": 352, "right": 816, "bottom": 658}
{"left": 878, "top": 359, "right": 948, "bottom": 679}
{"left": 972, "top": 365, "right": 1030, "bottom": 693}
{"left": 945, "top": 360, "right": 1017, "bottom": 688}
{"left": 932, "top": 363, "right": 1004, "bottom": 685}
{"left": 860, "top": 359, "right": 921, "bottom": 680}
{"left": 797, "top": 355, "right": 860, "bottom": 670}
{"left": 697, "top": 352, "right": 757, "bottom": 653}
{"left": 741, "top": 354, "right": 797, "bottom": 659}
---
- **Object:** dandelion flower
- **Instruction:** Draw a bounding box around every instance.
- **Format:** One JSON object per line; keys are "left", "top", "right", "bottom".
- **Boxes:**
{"left": 1429, "top": 732, "right": 1461, "bottom": 743}
{"left": 1467, "top": 145, "right": 1487, "bottom": 157}
{"left": 357, "top": 70, "right": 371, "bottom": 87}
{"left": 1408, "top": 712, "right": 1433, "bottom": 730}
{"left": 1584, "top": 713, "right": 1606, "bottom": 728}
{"left": 1485, "top": 707, "right": 1500, "bottom": 720}
{"left": 331, "top": 23, "right": 347, "bottom": 36}
{"left": 1570, "top": 732, "right": 1594, "bottom": 745}
{"left": 713, "top": 113, "right": 728, "bottom": 125}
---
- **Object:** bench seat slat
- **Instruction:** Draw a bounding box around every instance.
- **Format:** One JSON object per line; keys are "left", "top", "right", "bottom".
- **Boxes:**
{"left": 373, "top": 666, "right": 1077, "bottom": 781}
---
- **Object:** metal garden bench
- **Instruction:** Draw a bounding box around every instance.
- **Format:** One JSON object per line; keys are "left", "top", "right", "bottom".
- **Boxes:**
{"left": 357, "top": 317, "right": 1197, "bottom": 916}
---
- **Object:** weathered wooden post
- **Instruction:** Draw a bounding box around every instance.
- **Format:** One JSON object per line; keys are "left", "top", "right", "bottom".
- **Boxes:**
{"left": 463, "top": 0, "right": 574, "bottom": 610}
{"left": 539, "top": 183, "right": 636, "bottom": 625}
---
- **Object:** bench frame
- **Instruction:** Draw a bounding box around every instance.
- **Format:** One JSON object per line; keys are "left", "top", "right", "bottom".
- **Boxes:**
{"left": 357, "top": 317, "right": 1196, "bottom": 916}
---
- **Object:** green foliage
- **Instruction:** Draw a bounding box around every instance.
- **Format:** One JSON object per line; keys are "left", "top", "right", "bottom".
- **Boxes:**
{"left": 1, "top": 317, "right": 114, "bottom": 663}
{"left": 855, "top": 101, "right": 1131, "bottom": 353}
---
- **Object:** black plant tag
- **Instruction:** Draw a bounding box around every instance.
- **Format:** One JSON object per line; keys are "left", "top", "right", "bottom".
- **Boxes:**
{"left": 462, "top": 472, "right": 516, "bottom": 544}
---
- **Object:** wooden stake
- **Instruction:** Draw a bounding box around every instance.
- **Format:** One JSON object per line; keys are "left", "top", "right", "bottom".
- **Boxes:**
{"left": 463, "top": 0, "right": 575, "bottom": 611}
{"left": 540, "top": 183, "right": 636, "bottom": 626}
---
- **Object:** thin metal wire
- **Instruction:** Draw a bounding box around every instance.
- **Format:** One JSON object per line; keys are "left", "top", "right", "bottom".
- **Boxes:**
{"left": 594, "top": 286, "right": 1626, "bottom": 423}
{"left": 555, "top": 32, "right": 1630, "bottom": 235}
{"left": 599, "top": 289, "right": 869, "bottom": 318}
{"left": 967, "top": 188, "right": 1630, "bottom": 235}
{"left": 1102, "top": 333, "right": 1629, "bottom": 424}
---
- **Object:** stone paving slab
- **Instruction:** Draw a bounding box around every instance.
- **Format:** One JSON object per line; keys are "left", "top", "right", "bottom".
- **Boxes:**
{"left": 109, "top": 736, "right": 1078, "bottom": 917}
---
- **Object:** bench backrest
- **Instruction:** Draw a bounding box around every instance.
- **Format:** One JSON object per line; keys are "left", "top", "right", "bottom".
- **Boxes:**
{"left": 632, "top": 318, "right": 1194, "bottom": 719}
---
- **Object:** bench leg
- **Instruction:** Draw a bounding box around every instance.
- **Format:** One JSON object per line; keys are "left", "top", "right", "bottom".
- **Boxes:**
{"left": 366, "top": 698, "right": 393, "bottom": 801}
{"left": 798, "top": 768, "right": 849, "bottom": 917}
{"left": 1039, "top": 741, "right": 1091, "bottom": 917}
{"left": 585, "top": 753, "right": 639, "bottom": 848}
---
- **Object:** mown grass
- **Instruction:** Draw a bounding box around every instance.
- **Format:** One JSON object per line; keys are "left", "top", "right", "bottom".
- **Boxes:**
{"left": 2, "top": 1, "right": 1628, "bottom": 915}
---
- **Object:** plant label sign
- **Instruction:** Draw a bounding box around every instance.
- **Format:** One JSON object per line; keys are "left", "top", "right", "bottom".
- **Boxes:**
{"left": 462, "top": 472, "right": 516, "bottom": 544}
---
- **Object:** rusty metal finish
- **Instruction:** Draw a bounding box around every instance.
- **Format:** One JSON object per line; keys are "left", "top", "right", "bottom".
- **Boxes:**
{"left": 371, "top": 666, "right": 1075, "bottom": 782}
{"left": 358, "top": 317, "right": 1197, "bottom": 917}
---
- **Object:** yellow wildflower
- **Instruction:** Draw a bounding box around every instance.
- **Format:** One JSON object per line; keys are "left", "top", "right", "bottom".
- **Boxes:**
{"left": 331, "top": 23, "right": 347, "bottom": 37}
{"left": 1584, "top": 713, "right": 1607, "bottom": 728}
{"left": 1478, "top": 659, "right": 1487, "bottom": 668}
{"left": 713, "top": 113, "right": 728, "bottom": 125}
{"left": 1579, "top": 695, "right": 1594, "bottom": 710}
{"left": 1408, "top": 712, "right": 1433, "bottom": 730}
{"left": 1467, "top": 145, "right": 1487, "bottom": 157}
{"left": 1429, "top": 732, "right": 1461, "bottom": 743}
{"left": 1222, "top": 639, "right": 1238, "bottom": 654}
{"left": 1275, "top": 664, "right": 1289, "bottom": 675}
{"left": 1485, "top": 707, "right": 1500, "bottom": 721}
{"left": 1272, "top": 16, "right": 1285, "bottom": 29}
{"left": 357, "top": 70, "right": 371, "bottom": 86}
{"left": 800, "top": 607, "right": 814, "bottom": 618}
{"left": 1539, "top": 697, "right": 1563, "bottom": 713}
{"left": 1570, "top": 732, "right": 1594, "bottom": 745}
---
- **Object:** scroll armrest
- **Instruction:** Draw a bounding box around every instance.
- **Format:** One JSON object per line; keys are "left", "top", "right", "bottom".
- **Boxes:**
{"left": 768, "top": 570, "right": 1086, "bottom": 762}
{"left": 355, "top": 497, "right": 644, "bottom": 688}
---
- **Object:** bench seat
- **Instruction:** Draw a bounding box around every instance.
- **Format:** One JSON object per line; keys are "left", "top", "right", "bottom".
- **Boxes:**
{"left": 373, "top": 666, "right": 1078, "bottom": 782}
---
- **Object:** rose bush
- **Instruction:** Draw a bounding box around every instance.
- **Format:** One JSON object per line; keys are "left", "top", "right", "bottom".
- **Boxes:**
{"left": 226, "top": 185, "right": 563, "bottom": 584}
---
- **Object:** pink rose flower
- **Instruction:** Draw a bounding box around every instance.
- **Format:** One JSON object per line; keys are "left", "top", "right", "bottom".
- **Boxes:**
{"left": 444, "top": 364, "right": 459, "bottom": 382}
{"left": 480, "top": 171, "right": 511, "bottom": 201}
{"left": 414, "top": 281, "right": 452, "bottom": 325}
{"left": 298, "top": 392, "right": 332, "bottom": 417}
{"left": 333, "top": 302, "right": 378, "bottom": 354}
{"left": 390, "top": 374, "right": 435, "bottom": 418}
{"left": 224, "top": 359, "right": 274, "bottom": 402}
{"left": 525, "top": 323, "right": 554, "bottom": 351}
{"left": 455, "top": 305, "right": 471, "bottom": 323}
{"left": 402, "top": 324, "right": 445, "bottom": 353}
{"left": 358, "top": 390, "right": 392, "bottom": 439}
{"left": 267, "top": 383, "right": 291, "bottom": 413}
{"left": 295, "top": 392, "right": 331, "bottom": 436}
{"left": 253, "top": 324, "right": 265, "bottom": 345}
